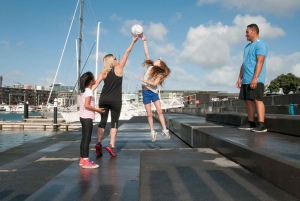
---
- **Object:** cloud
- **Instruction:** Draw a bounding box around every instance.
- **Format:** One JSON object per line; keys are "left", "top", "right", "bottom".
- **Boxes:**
{"left": 1, "top": 41, "right": 10, "bottom": 50}
{"left": 144, "top": 22, "right": 169, "bottom": 42}
{"left": 148, "top": 41, "right": 180, "bottom": 59}
{"left": 89, "top": 25, "right": 108, "bottom": 36}
{"left": 204, "top": 66, "right": 238, "bottom": 88}
{"left": 110, "top": 14, "right": 123, "bottom": 22}
{"left": 197, "top": 0, "right": 300, "bottom": 16}
{"left": 171, "top": 12, "right": 182, "bottom": 22}
{"left": 180, "top": 14, "right": 285, "bottom": 69}
{"left": 202, "top": 52, "right": 300, "bottom": 92}
{"left": 168, "top": 66, "right": 198, "bottom": 83}
{"left": 1, "top": 71, "right": 26, "bottom": 86}
{"left": 17, "top": 41, "right": 24, "bottom": 46}
{"left": 231, "top": 15, "right": 285, "bottom": 39}
{"left": 266, "top": 52, "right": 300, "bottom": 84}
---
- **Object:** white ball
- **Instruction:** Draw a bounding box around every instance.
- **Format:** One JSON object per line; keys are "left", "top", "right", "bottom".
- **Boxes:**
{"left": 131, "top": 24, "right": 143, "bottom": 37}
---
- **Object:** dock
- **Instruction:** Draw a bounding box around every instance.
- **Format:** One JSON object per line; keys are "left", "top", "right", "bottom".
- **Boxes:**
{"left": 0, "top": 114, "right": 299, "bottom": 200}
{"left": 0, "top": 117, "right": 81, "bottom": 131}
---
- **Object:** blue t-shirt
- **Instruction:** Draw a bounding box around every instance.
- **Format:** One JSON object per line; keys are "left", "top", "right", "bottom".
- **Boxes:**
{"left": 242, "top": 39, "right": 268, "bottom": 84}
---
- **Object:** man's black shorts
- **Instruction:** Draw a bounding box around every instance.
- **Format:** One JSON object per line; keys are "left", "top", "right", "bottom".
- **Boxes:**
{"left": 239, "top": 83, "right": 264, "bottom": 101}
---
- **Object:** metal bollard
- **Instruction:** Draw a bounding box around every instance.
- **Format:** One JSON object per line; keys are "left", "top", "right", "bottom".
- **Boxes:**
{"left": 24, "top": 101, "right": 29, "bottom": 119}
{"left": 53, "top": 98, "right": 58, "bottom": 131}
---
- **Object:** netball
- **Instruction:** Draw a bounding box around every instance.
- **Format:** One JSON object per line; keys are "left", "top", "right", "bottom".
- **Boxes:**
{"left": 131, "top": 24, "right": 143, "bottom": 37}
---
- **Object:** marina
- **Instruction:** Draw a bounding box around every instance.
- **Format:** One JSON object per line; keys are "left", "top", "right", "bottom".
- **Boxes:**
{"left": 1, "top": 0, "right": 300, "bottom": 200}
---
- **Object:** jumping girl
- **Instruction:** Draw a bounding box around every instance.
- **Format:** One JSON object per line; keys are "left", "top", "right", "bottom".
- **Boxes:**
{"left": 138, "top": 34, "right": 171, "bottom": 142}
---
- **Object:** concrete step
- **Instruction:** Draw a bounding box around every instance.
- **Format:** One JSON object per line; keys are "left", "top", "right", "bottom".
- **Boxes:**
{"left": 168, "top": 104, "right": 299, "bottom": 115}
{"left": 154, "top": 113, "right": 300, "bottom": 199}
{"left": 139, "top": 149, "right": 299, "bottom": 201}
{"left": 206, "top": 113, "right": 300, "bottom": 137}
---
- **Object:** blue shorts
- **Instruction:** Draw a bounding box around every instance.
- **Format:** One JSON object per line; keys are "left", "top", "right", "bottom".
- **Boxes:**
{"left": 142, "top": 90, "right": 160, "bottom": 104}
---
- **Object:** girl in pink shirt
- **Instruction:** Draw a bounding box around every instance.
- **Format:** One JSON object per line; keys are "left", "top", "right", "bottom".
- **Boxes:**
{"left": 79, "top": 71, "right": 104, "bottom": 169}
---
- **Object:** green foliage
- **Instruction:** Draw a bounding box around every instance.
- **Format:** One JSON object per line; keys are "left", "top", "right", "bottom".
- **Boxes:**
{"left": 269, "top": 73, "right": 300, "bottom": 94}
{"left": 268, "top": 79, "right": 280, "bottom": 93}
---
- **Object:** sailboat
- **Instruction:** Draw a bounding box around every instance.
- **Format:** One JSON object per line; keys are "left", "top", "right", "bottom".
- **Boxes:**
{"left": 56, "top": 0, "right": 184, "bottom": 123}
{"left": 56, "top": 0, "right": 140, "bottom": 123}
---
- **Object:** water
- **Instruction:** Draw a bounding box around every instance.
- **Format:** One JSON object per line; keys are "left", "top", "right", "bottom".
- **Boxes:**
{"left": 0, "top": 112, "right": 41, "bottom": 121}
{"left": 0, "top": 112, "right": 61, "bottom": 153}
{"left": 0, "top": 130, "right": 60, "bottom": 153}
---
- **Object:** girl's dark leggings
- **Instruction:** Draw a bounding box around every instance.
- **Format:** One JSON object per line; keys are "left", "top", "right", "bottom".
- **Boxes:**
{"left": 80, "top": 117, "right": 93, "bottom": 158}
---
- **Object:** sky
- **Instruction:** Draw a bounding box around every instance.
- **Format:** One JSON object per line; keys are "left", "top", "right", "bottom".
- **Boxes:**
{"left": 1, "top": 0, "right": 300, "bottom": 93}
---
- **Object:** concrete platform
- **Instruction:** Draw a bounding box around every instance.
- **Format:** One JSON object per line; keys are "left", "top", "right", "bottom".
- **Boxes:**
{"left": 139, "top": 149, "right": 298, "bottom": 201}
{"left": 205, "top": 113, "right": 300, "bottom": 136}
{"left": 156, "top": 113, "right": 300, "bottom": 199}
{"left": 0, "top": 116, "right": 299, "bottom": 200}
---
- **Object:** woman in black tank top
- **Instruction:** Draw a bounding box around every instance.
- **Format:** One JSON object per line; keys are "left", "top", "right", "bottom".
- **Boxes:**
{"left": 92, "top": 36, "right": 139, "bottom": 157}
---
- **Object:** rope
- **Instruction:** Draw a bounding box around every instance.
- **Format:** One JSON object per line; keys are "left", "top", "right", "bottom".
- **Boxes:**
{"left": 65, "top": 41, "right": 96, "bottom": 107}
{"left": 46, "top": 0, "right": 80, "bottom": 106}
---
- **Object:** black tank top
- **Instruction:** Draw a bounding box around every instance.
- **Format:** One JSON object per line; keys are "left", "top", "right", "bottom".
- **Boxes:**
{"left": 99, "top": 67, "right": 122, "bottom": 105}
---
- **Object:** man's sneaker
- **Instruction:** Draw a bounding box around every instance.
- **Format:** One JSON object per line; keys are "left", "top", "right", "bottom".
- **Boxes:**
{"left": 106, "top": 144, "right": 117, "bottom": 157}
{"left": 151, "top": 131, "right": 157, "bottom": 142}
{"left": 252, "top": 123, "right": 267, "bottom": 132}
{"left": 95, "top": 143, "right": 103, "bottom": 157}
{"left": 79, "top": 157, "right": 95, "bottom": 166}
{"left": 81, "top": 158, "right": 99, "bottom": 169}
{"left": 238, "top": 122, "right": 256, "bottom": 130}
{"left": 162, "top": 129, "right": 170, "bottom": 139}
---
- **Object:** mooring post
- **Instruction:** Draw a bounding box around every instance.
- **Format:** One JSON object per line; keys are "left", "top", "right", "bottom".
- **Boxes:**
{"left": 24, "top": 101, "right": 29, "bottom": 119}
{"left": 53, "top": 98, "right": 58, "bottom": 131}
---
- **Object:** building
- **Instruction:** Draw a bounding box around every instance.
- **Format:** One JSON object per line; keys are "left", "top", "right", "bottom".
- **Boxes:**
{"left": 182, "top": 91, "right": 239, "bottom": 105}
{"left": 57, "top": 91, "right": 77, "bottom": 107}
{"left": 0, "top": 76, "right": 2, "bottom": 87}
{"left": 0, "top": 85, "right": 57, "bottom": 105}
{"left": 50, "top": 83, "right": 74, "bottom": 92}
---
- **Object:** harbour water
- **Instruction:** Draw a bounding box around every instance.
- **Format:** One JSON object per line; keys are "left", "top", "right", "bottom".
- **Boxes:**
{"left": 0, "top": 112, "right": 61, "bottom": 153}
{"left": 0, "top": 112, "right": 41, "bottom": 122}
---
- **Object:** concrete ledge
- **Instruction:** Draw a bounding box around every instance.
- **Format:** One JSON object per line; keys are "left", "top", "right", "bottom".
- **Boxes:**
{"left": 206, "top": 113, "right": 300, "bottom": 136}
{"left": 156, "top": 112, "right": 300, "bottom": 198}
{"left": 139, "top": 149, "right": 298, "bottom": 201}
{"left": 168, "top": 117, "right": 208, "bottom": 146}
{"left": 192, "top": 127, "right": 300, "bottom": 199}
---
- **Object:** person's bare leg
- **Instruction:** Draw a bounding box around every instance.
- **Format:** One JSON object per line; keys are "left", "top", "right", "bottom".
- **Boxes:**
{"left": 109, "top": 128, "right": 118, "bottom": 147}
{"left": 254, "top": 99, "right": 265, "bottom": 123}
{"left": 144, "top": 103, "right": 154, "bottom": 130}
{"left": 244, "top": 100, "right": 255, "bottom": 121}
{"left": 153, "top": 100, "right": 166, "bottom": 129}
{"left": 97, "top": 127, "right": 105, "bottom": 143}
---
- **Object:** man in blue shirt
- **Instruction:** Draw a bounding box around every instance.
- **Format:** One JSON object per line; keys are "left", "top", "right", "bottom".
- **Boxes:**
{"left": 236, "top": 24, "right": 268, "bottom": 132}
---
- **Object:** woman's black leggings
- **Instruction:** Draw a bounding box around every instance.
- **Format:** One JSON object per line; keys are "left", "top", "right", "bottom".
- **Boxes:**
{"left": 98, "top": 104, "right": 122, "bottom": 129}
{"left": 80, "top": 118, "right": 93, "bottom": 158}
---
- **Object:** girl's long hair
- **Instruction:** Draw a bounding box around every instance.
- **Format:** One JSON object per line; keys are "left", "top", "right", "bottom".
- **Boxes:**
{"left": 80, "top": 71, "right": 94, "bottom": 93}
{"left": 143, "top": 59, "right": 171, "bottom": 86}
{"left": 102, "top": 54, "right": 115, "bottom": 77}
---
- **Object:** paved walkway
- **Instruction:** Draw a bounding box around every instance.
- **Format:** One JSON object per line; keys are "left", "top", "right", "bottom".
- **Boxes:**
{"left": 0, "top": 116, "right": 298, "bottom": 201}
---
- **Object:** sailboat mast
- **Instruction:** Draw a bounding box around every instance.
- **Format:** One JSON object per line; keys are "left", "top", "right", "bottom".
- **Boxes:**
{"left": 95, "top": 22, "right": 101, "bottom": 99}
{"left": 77, "top": 0, "right": 84, "bottom": 96}
{"left": 76, "top": 0, "right": 84, "bottom": 110}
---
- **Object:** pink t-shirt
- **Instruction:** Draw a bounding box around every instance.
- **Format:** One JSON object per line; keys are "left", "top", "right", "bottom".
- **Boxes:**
{"left": 79, "top": 88, "right": 95, "bottom": 119}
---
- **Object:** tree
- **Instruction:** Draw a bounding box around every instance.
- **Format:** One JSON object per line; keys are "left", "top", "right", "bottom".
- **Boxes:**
{"left": 269, "top": 73, "right": 300, "bottom": 94}
{"left": 268, "top": 79, "right": 280, "bottom": 94}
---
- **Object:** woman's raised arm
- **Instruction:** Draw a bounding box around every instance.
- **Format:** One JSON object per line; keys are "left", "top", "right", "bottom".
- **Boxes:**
{"left": 116, "top": 37, "right": 139, "bottom": 70}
